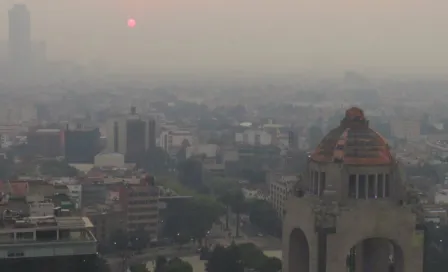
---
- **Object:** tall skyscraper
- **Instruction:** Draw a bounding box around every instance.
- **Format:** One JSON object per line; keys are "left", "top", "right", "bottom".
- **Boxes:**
{"left": 8, "top": 4, "right": 32, "bottom": 68}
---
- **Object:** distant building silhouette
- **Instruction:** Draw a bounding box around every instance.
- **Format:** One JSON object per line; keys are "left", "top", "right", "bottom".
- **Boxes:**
{"left": 8, "top": 4, "right": 32, "bottom": 68}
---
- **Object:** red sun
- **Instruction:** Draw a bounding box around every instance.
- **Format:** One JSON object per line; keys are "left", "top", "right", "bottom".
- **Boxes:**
{"left": 127, "top": 18, "right": 136, "bottom": 28}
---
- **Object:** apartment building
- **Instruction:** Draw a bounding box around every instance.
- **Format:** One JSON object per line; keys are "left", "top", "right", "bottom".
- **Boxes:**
{"left": 118, "top": 176, "right": 159, "bottom": 239}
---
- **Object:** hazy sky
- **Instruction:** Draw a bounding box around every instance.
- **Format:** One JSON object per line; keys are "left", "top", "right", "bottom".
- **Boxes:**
{"left": 1, "top": 0, "right": 448, "bottom": 73}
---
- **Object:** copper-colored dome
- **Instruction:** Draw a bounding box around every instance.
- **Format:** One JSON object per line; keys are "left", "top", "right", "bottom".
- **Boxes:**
{"left": 310, "top": 107, "right": 393, "bottom": 165}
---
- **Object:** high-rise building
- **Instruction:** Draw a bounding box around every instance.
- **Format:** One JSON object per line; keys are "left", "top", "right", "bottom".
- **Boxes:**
{"left": 283, "top": 107, "right": 424, "bottom": 272}
{"left": 64, "top": 126, "right": 100, "bottom": 163}
{"left": 106, "top": 107, "right": 157, "bottom": 163}
{"left": 8, "top": 4, "right": 32, "bottom": 68}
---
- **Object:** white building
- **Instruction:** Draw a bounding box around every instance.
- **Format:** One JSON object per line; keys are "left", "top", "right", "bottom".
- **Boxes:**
{"left": 29, "top": 202, "right": 55, "bottom": 217}
{"left": 186, "top": 144, "right": 219, "bottom": 160}
{"left": 94, "top": 152, "right": 125, "bottom": 168}
{"left": 235, "top": 129, "right": 272, "bottom": 146}
{"left": 269, "top": 175, "right": 297, "bottom": 219}
{"left": 160, "top": 130, "right": 194, "bottom": 153}
{"left": 67, "top": 184, "right": 82, "bottom": 209}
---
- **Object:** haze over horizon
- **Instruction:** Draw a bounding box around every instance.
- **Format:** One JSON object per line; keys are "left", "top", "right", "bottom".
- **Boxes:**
{"left": 1, "top": 0, "right": 448, "bottom": 74}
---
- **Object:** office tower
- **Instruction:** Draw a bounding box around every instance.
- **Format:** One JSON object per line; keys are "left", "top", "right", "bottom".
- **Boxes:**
{"left": 64, "top": 125, "right": 100, "bottom": 163}
{"left": 8, "top": 4, "right": 32, "bottom": 68}
{"left": 106, "top": 107, "right": 157, "bottom": 163}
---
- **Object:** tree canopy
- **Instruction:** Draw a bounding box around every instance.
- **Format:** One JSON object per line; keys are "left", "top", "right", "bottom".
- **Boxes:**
{"left": 248, "top": 200, "right": 282, "bottom": 237}
{"left": 162, "top": 196, "right": 224, "bottom": 244}
{"left": 206, "top": 243, "right": 281, "bottom": 272}
{"left": 39, "top": 159, "right": 79, "bottom": 177}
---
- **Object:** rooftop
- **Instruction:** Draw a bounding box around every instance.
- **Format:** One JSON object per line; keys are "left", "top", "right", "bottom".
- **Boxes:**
{"left": 1, "top": 215, "right": 93, "bottom": 230}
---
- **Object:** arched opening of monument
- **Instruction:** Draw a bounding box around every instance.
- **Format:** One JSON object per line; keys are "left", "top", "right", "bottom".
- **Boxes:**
{"left": 346, "top": 237, "right": 404, "bottom": 272}
{"left": 289, "top": 228, "right": 310, "bottom": 272}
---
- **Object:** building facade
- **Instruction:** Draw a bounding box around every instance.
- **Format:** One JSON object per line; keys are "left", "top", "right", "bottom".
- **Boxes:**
{"left": 106, "top": 107, "right": 156, "bottom": 163}
{"left": 119, "top": 176, "right": 159, "bottom": 239}
{"left": 283, "top": 107, "right": 424, "bottom": 272}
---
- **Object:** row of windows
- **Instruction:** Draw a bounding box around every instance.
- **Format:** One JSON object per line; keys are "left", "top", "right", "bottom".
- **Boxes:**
{"left": 128, "top": 207, "right": 158, "bottom": 213}
{"left": 309, "top": 170, "right": 391, "bottom": 199}
{"left": 7, "top": 252, "right": 24, "bottom": 257}
{"left": 128, "top": 215, "right": 158, "bottom": 220}
{"left": 129, "top": 191, "right": 158, "bottom": 197}
{"left": 348, "top": 174, "right": 390, "bottom": 199}
{"left": 128, "top": 200, "right": 158, "bottom": 205}
{"left": 128, "top": 223, "right": 157, "bottom": 229}
{"left": 309, "top": 171, "right": 326, "bottom": 196}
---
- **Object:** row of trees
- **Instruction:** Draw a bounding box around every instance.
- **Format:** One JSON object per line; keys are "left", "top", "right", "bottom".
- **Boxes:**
{"left": 206, "top": 243, "right": 281, "bottom": 272}
{"left": 103, "top": 228, "right": 151, "bottom": 253}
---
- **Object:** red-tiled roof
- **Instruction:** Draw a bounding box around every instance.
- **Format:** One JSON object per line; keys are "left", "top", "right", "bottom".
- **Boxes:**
{"left": 310, "top": 107, "right": 393, "bottom": 166}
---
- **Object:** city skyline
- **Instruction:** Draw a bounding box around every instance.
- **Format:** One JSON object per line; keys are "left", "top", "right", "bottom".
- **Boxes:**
{"left": 0, "top": 1, "right": 447, "bottom": 74}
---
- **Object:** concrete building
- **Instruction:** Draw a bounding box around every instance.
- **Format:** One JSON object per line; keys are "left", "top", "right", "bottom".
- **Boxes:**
{"left": 283, "top": 107, "right": 424, "bottom": 272}
{"left": 27, "top": 129, "right": 64, "bottom": 158}
{"left": 0, "top": 214, "right": 96, "bottom": 271}
{"left": 64, "top": 126, "right": 100, "bottom": 163}
{"left": 83, "top": 205, "right": 125, "bottom": 244}
{"left": 269, "top": 175, "right": 297, "bottom": 219}
{"left": 8, "top": 4, "right": 32, "bottom": 68}
{"left": 118, "top": 176, "right": 159, "bottom": 239}
{"left": 105, "top": 107, "right": 156, "bottom": 163}
{"left": 160, "top": 130, "right": 194, "bottom": 154}
{"left": 235, "top": 129, "right": 272, "bottom": 146}
{"left": 94, "top": 152, "right": 125, "bottom": 168}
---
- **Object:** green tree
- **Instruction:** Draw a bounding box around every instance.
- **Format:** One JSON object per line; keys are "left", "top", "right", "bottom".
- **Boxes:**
{"left": 39, "top": 159, "right": 78, "bottom": 177}
{"left": 218, "top": 191, "right": 232, "bottom": 231}
{"left": 129, "top": 228, "right": 150, "bottom": 252}
{"left": 248, "top": 200, "right": 282, "bottom": 237}
{"left": 163, "top": 197, "right": 224, "bottom": 245}
{"left": 229, "top": 190, "right": 247, "bottom": 238}
{"left": 154, "top": 256, "right": 168, "bottom": 272}
{"left": 166, "top": 258, "right": 193, "bottom": 272}
{"left": 260, "top": 257, "right": 282, "bottom": 272}
{"left": 109, "top": 229, "right": 129, "bottom": 251}
{"left": 206, "top": 244, "right": 244, "bottom": 272}
{"left": 129, "top": 263, "right": 149, "bottom": 272}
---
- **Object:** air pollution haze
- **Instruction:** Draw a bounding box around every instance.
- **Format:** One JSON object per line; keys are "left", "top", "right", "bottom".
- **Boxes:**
{"left": 2, "top": 0, "right": 448, "bottom": 74}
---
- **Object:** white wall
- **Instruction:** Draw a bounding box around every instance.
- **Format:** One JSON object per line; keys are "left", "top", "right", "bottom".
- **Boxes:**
{"left": 94, "top": 153, "right": 125, "bottom": 168}
{"left": 235, "top": 130, "right": 272, "bottom": 145}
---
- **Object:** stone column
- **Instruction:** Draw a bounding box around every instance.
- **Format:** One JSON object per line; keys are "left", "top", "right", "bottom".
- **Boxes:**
{"left": 363, "top": 239, "right": 391, "bottom": 272}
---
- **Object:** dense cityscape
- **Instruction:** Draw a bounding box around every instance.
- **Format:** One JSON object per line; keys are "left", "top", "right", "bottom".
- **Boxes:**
{"left": 1, "top": 2, "right": 448, "bottom": 272}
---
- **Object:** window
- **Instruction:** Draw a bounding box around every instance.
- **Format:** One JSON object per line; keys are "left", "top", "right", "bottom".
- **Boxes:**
{"left": 385, "top": 174, "right": 390, "bottom": 197}
{"left": 313, "top": 171, "right": 319, "bottom": 195}
{"left": 368, "top": 175, "right": 375, "bottom": 198}
{"left": 16, "top": 232, "right": 33, "bottom": 240}
{"left": 348, "top": 175, "right": 357, "bottom": 198}
{"left": 377, "top": 174, "right": 384, "bottom": 198}
{"left": 319, "top": 172, "right": 326, "bottom": 196}
{"left": 358, "top": 175, "right": 366, "bottom": 199}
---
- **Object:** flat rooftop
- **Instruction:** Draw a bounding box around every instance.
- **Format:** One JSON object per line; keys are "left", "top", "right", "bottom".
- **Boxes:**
{"left": 0, "top": 215, "right": 93, "bottom": 231}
